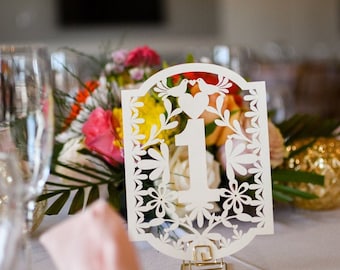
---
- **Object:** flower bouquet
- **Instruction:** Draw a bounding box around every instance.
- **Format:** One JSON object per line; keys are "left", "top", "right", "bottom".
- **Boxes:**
{"left": 39, "top": 45, "right": 339, "bottom": 216}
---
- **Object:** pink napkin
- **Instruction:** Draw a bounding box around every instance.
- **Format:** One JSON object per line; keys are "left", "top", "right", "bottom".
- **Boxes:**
{"left": 40, "top": 199, "right": 140, "bottom": 270}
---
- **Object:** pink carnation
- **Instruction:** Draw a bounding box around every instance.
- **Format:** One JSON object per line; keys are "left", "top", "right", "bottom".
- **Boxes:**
{"left": 82, "top": 108, "right": 124, "bottom": 166}
{"left": 111, "top": 49, "right": 128, "bottom": 65}
{"left": 125, "top": 46, "right": 160, "bottom": 67}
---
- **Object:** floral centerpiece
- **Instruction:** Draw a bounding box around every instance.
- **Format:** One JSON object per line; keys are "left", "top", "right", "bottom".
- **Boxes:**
{"left": 39, "top": 45, "right": 339, "bottom": 215}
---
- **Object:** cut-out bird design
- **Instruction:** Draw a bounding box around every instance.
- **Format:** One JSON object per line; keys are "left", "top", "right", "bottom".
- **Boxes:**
{"left": 154, "top": 78, "right": 188, "bottom": 98}
{"left": 197, "top": 75, "right": 232, "bottom": 95}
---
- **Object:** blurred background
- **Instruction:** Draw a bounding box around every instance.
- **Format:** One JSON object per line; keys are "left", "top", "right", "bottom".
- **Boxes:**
{"left": 0, "top": 0, "right": 339, "bottom": 121}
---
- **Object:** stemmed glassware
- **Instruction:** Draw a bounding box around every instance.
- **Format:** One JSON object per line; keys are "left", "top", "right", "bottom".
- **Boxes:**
{"left": 0, "top": 152, "right": 25, "bottom": 270}
{"left": 0, "top": 45, "right": 54, "bottom": 268}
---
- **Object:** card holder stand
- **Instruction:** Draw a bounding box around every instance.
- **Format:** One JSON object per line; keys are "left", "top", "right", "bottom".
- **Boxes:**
{"left": 180, "top": 260, "right": 228, "bottom": 270}
{"left": 180, "top": 245, "right": 228, "bottom": 270}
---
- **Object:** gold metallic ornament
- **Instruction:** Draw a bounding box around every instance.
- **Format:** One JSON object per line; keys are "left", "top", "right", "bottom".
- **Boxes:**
{"left": 285, "top": 137, "right": 340, "bottom": 210}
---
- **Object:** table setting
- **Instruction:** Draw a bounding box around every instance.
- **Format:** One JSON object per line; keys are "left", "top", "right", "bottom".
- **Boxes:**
{"left": 0, "top": 43, "right": 339, "bottom": 270}
{"left": 29, "top": 202, "right": 340, "bottom": 270}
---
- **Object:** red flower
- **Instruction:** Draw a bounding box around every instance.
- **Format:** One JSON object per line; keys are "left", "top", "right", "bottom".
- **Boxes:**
{"left": 82, "top": 108, "right": 124, "bottom": 166}
{"left": 170, "top": 72, "right": 243, "bottom": 107}
{"left": 171, "top": 72, "right": 218, "bottom": 85}
{"left": 125, "top": 46, "right": 161, "bottom": 67}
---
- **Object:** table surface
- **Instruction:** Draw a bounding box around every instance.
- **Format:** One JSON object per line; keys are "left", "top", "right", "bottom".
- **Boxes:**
{"left": 30, "top": 204, "right": 340, "bottom": 270}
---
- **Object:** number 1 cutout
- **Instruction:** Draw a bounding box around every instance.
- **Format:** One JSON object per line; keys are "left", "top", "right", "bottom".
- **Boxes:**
{"left": 175, "top": 119, "right": 220, "bottom": 204}
{"left": 121, "top": 63, "right": 273, "bottom": 262}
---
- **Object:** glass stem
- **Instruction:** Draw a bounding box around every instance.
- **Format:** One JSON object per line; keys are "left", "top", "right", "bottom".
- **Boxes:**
{"left": 21, "top": 200, "right": 35, "bottom": 270}
{"left": 25, "top": 200, "right": 36, "bottom": 233}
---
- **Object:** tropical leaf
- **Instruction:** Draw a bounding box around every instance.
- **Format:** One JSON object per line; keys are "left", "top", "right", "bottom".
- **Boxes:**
{"left": 273, "top": 183, "right": 319, "bottom": 200}
{"left": 272, "top": 169, "right": 324, "bottom": 186}
{"left": 68, "top": 188, "right": 85, "bottom": 214}
{"left": 87, "top": 186, "right": 100, "bottom": 206}
{"left": 272, "top": 190, "right": 294, "bottom": 203}
{"left": 277, "top": 114, "right": 340, "bottom": 144}
{"left": 45, "top": 191, "right": 71, "bottom": 215}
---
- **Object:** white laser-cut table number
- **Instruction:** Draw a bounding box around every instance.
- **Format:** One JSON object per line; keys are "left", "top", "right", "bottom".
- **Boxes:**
{"left": 122, "top": 63, "right": 274, "bottom": 269}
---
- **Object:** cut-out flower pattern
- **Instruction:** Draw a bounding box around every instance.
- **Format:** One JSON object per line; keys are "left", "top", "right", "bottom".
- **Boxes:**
{"left": 223, "top": 139, "right": 258, "bottom": 180}
{"left": 139, "top": 183, "right": 177, "bottom": 218}
{"left": 222, "top": 179, "right": 252, "bottom": 214}
{"left": 137, "top": 142, "right": 170, "bottom": 182}
{"left": 185, "top": 201, "right": 215, "bottom": 228}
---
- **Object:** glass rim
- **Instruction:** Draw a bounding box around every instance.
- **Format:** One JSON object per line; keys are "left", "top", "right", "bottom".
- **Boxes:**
{"left": 0, "top": 43, "right": 49, "bottom": 54}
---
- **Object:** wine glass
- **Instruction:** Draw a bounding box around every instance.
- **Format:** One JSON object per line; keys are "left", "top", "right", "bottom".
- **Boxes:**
{"left": 0, "top": 44, "right": 54, "bottom": 268}
{"left": 0, "top": 152, "right": 25, "bottom": 270}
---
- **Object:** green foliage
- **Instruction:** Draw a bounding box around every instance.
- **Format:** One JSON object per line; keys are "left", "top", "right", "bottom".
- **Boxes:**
{"left": 277, "top": 114, "right": 339, "bottom": 145}
{"left": 38, "top": 148, "right": 125, "bottom": 215}
{"left": 271, "top": 170, "right": 324, "bottom": 203}
{"left": 270, "top": 113, "right": 339, "bottom": 203}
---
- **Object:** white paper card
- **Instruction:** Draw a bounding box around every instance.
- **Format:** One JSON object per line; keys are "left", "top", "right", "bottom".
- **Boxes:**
{"left": 122, "top": 63, "right": 273, "bottom": 261}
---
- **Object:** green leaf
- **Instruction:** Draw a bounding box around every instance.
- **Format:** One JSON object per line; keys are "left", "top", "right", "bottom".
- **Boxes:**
{"left": 87, "top": 186, "right": 100, "bottom": 206}
{"left": 45, "top": 191, "right": 70, "bottom": 215}
{"left": 68, "top": 188, "right": 85, "bottom": 214}
{"left": 52, "top": 160, "right": 112, "bottom": 183}
{"left": 44, "top": 181, "right": 84, "bottom": 189}
{"left": 273, "top": 183, "right": 318, "bottom": 200}
{"left": 57, "top": 46, "right": 102, "bottom": 68}
{"left": 185, "top": 53, "right": 195, "bottom": 63}
{"left": 51, "top": 169, "right": 97, "bottom": 185}
{"left": 277, "top": 114, "right": 340, "bottom": 144}
{"left": 272, "top": 190, "right": 294, "bottom": 203}
{"left": 205, "top": 121, "right": 217, "bottom": 137}
{"left": 37, "top": 190, "right": 68, "bottom": 202}
{"left": 287, "top": 138, "right": 317, "bottom": 158}
{"left": 272, "top": 169, "right": 324, "bottom": 186}
{"left": 107, "top": 183, "right": 121, "bottom": 210}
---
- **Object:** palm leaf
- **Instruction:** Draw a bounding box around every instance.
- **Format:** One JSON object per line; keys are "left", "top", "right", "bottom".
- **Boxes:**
{"left": 272, "top": 169, "right": 324, "bottom": 186}
{"left": 39, "top": 145, "right": 125, "bottom": 215}
{"left": 277, "top": 114, "right": 339, "bottom": 144}
{"left": 45, "top": 191, "right": 71, "bottom": 215}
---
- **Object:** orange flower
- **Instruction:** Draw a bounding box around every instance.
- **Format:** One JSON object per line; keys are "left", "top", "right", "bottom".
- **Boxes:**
{"left": 190, "top": 82, "right": 242, "bottom": 146}
{"left": 64, "top": 104, "right": 81, "bottom": 127}
{"left": 63, "top": 80, "right": 99, "bottom": 129}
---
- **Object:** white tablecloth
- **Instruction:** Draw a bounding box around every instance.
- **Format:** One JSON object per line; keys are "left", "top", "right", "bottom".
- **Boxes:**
{"left": 31, "top": 204, "right": 340, "bottom": 270}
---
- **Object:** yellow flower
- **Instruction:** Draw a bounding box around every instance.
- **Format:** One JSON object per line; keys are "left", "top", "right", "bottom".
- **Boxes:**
{"left": 112, "top": 107, "right": 123, "bottom": 142}
{"left": 137, "top": 94, "right": 176, "bottom": 145}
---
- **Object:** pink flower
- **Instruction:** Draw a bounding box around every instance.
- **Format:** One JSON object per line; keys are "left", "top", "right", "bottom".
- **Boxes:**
{"left": 268, "top": 120, "right": 286, "bottom": 168}
{"left": 129, "top": 67, "right": 144, "bottom": 81}
{"left": 111, "top": 49, "right": 129, "bottom": 65}
{"left": 82, "top": 108, "right": 124, "bottom": 166}
{"left": 217, "top": 116, "right": 286, "bottom": 175}
{"left": 125, "top": 46, "right": 160, "bottom": 67}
